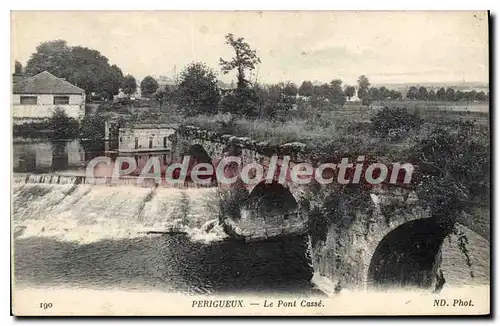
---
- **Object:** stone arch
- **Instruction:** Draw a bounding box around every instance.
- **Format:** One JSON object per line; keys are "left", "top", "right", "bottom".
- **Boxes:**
{"left": 367, "top": 217, "right": 449, "bottom": 290}
{"left": 244, "top": 180, "right": 299, "bottom": 219}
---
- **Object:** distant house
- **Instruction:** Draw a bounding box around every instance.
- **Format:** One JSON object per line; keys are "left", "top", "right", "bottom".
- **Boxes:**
{"left": 12, "top": 71, "right": 86, "bottom": 120}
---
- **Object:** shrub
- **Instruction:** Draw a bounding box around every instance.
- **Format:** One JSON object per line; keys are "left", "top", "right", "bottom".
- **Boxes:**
{"left": 370, "top": 107, "right": 423, "bottom": 140}
{"left": 79, "top": 113, "right": 106, "bottom": 141}
{"left": 49, "top": 108, "right": 79, "bottom": 140}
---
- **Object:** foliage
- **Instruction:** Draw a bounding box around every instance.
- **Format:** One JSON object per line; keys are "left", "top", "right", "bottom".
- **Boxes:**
{"left": 299, "top": 80, "right": 314, "bottom": 97}
{"left": 140, "top": 76, "right": 159, "bottom": 98}
{"left": 48, "top": 108, "right": 79, "bottom": 140}
{"left": 121, "top": 74, "right": 137, "bottom": 96}
{"left": 24, "top": 40, "right": 125, "bottom": 99}
{"left": 155, "top": 85, "right": 178, "bottom": 111}
{"left": 79, "top": 113, "right": 106, "bottom": 141}
{"left": 176, "top": 62, "right": 221, "bottom": 116}
{"left": 344, "top": 85, "right": 355, "bottom": 100}
{"left": 357, "top": 75, "right": 371, "bottom": 105}
{"left": 303, "top": 183, "right": 374, "bottom": 246}
{"left": 410, "top": 120, "right": 490, "bottom": 229}
{"left": 220, "top": 87, "right": 260, "bottom": 117}
{"left": 370, "top": 107, "right": 423, "bottom": 139}
{"left": 219, "top": 33, "right": 261, "bottom": 90}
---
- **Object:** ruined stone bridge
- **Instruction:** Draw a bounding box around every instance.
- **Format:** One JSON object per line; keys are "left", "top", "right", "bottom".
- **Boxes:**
{"left": 112, "top": 123, "right": 475, "bottom": 290}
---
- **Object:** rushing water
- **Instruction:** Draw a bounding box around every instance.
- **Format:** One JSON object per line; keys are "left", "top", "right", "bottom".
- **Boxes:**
{"left": 12, "top": 183, "right": 316, "bottom": 295}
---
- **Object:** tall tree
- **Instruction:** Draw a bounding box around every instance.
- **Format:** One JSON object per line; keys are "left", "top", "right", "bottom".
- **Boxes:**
{"left": 417, "top": 86, "right": 429, "bottom": 100}
{"left": 299, "top": 80, "right": 314, "bottom": 97}
{"left": 357, "top": 75, "right": 371, "bottom": 105}
{"left": 327, "top": 79, "right": 346, "bottom": 105}
{"left": 140, "top": 76, "right": 159, "bottom": 98}
{"left": 368, "top": 87, "right": 381, "bottom": 101}
{"left": 219, "top": 33, "right": 261, "bottom": 90}
{"left": 24, "top": 40, "right": 125, "bottom": 98}
{"left": 406, "top": 86, "right": 419, "bottom": 100}
{"left": 445, "top": 88, "right": 456, "bottom": 101}
{"left": 122, "top": 75, "right": 137, "bottom": 96}
{"left": 283, "top": 82, "right": 298, "bottom": 97}
{"left": 176, "top": 62, "right": 220, "bottom": 116}
{"left": 101, "top": 64, "right": 124, "bottom": 100}
{"left": 378, "top": 86, "right": 389, "bottom": 100}
{"left": 436, "top": 87, "right": 446, "bottom": 101}
{"left": 25, "top": 40, "right": 71, "bottom": 78}
{"left": 428, "top": 89, "right": 437, "bottom": 101}
{"left": 344, "top": 85, "right": 355, "bottom": 101}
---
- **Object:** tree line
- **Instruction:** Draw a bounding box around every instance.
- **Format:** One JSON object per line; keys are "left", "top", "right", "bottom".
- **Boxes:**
{"left": 405, "top": 86, "right": 488, "bottom": 102}
{"left": 15, "top": 39, "right": 162, "bottom": 100}
{"left": 18, "top": 37, "right": 488, "bottom": 119}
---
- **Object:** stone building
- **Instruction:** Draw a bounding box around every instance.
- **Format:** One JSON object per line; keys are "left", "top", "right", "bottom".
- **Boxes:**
{"left": 12, "top": 71, "right": 86, "bottom": 120}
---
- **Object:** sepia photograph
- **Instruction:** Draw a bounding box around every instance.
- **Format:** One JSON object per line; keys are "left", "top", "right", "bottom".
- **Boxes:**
{"left": 10, "top": 10, "right": 490, "bottom": 316}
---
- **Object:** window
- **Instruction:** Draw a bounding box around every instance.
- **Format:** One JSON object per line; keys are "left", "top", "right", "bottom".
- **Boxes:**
{"left": 135, "top": 137, "right": 139, "bottom": 149}
{"left": 163, "top": 137, "right": 167, "bottom": 148}
{"left": 20, "top": 96, "right": 37, "bottom": 105}
{"left": 149, "top": 137, "right": 153, "bottom": 149}
{"left": 53, "top": 96, "right": 70, "bottom": 105}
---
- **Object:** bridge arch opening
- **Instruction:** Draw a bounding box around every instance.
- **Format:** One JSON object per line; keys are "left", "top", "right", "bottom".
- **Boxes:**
{"left": 245, "top": 181, "right": 298, "bottom": 219}
{"left": 367, "top": 218, "right": 450, "bottom": 290}
{"left": 184, "top": 144, "right": 212, "bottom": 165}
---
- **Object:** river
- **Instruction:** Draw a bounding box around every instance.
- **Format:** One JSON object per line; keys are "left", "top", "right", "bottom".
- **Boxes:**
{"left": 11, "top": 137, "right": 489, "bottom": 296}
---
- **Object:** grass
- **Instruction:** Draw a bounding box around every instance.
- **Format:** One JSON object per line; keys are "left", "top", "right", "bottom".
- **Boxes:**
{"left": 102, "top": 98, "right": 489, "bottom": 158}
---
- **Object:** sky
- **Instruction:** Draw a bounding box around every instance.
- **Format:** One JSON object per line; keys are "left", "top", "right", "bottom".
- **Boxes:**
{"left": 11, "top": 11, "right": 489, "bottom": 85}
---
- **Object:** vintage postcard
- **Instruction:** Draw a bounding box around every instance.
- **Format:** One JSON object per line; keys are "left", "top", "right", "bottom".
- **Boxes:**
{"left": 11, "top": 11, "right": 490, "bottom": 316}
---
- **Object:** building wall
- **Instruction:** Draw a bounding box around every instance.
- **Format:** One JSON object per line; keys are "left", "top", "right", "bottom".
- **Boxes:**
{"left": 12, "top": 93, "right": 86, "bottom": 119}
{"left": 119, "top": 127, "right": 176, "bottom": 151}
{"left": 12, "top": 139, "right": 85, "bottom": 172}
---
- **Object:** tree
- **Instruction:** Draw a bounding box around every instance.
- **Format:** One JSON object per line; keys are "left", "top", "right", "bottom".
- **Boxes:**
{"left": 283, "top": 82, "right": 298, "bottom": 97}
{"left": 14, "top": 60, "right": 23, "bottom": 74}
{"left": 368, "top": 87, "right": 381, "bottom": 101}
{"left": 344, "top": 85, "right": 355, "bottom": 100}
{"left": 299, "top": 81, "right": 314, "bottom": 97}
{"left": 24, "top": 40, "right": 125, "bottom": 99}
{"left": 101, "top": 64, "right": 124, "bottom": 100}
{"left": 378, "top": 86, "right": 390, "bottom": 100}
{"left": 389, "top": 90, "right": 402, "bottom": 100}
{"left": 259, "top": 83, "right": 296, "bottom": 116}
{"left": 176, "top": 62, "right": 220, "bottom": 116}
{"left": 121, "top": 75, "right": 137, "bottom": 96}
{"left": 428, "top": 89, "right": 437, "bottom": 101}
{"left": 445, "top": 88, "right": 456, "bottom": 101}
{"left": 219, "top": 33, "right": 261, "bottom": 90}
{"left": 357, "top": 75, "right": 371, "bottom": 105}
{"left": 25, "top": 40, "right": 71, "bottom": 78}
{"left": 476, "top": 91, "right": 487, "bottom": 102}
{"left": 326, "top": 79, "right": 346, "bottom": 106}
{"left": 140, "top": 76, "right": 159, "bottom": 98}
{"left": 155, "top": 84, "right": 177, "bottom": 111}
{"left": 436, "top": 87, "right": 446, "bottom": 101}
{"left": 417, "top": 86, "right": 428, "bottom": 100}
{"left": 406, "top": 86, "right": 419, "bottom": 100}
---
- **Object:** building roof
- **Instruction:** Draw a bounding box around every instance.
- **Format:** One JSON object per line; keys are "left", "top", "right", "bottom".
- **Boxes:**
{"left": 13, "top": 71, "right": 85, "bottom": 94}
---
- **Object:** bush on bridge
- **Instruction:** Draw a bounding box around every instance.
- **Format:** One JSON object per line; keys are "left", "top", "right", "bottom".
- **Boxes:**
{"left": 410, "top": 120, "right": 490, "bottom": 233}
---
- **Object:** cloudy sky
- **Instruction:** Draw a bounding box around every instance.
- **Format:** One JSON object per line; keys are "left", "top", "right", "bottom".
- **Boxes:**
{"left": 11, "top": 11, "right": 489, "bottom": 85}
